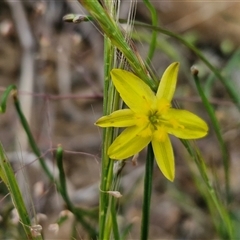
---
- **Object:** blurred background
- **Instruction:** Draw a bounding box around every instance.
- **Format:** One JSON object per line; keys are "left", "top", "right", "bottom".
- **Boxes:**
{"left": 1, "top": 1, "right": 240, "bottom": 239}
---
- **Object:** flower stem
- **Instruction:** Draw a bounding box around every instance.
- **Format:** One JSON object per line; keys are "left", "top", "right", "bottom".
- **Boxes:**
{"left": 141, "top": 143, "right": 154, "bottom": 240}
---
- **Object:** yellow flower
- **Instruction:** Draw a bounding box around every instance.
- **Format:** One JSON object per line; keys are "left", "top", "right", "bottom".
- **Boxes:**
{"left": 96, "top": 62, "right": 208, "bottom": 181}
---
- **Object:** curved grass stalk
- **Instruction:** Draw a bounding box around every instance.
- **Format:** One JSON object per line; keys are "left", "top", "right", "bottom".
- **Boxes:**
{"left": 181, "top": 140, "right": 234, "bottom": 239}
{"left": 127, "top": 20, "right": 240, "bottom": 110}
{"left": 0, "top": 143, "right": 42, "bottom": 239}
{"left": 55, "top": 145, "right": 97, "bottom": 237}
{"left": 78, "top": 0, "right": 158, "bottom": 89}
{"left": 143, "top": 0, "right": 158, "bottom": 65}
{"left": 192, "top": 69, "right": 230, "bottom": 203}
{"left": 99, "top": 1, "right": 121, "bottom": 238}
{"left": 0, "top": 86, "right": 97, "bottom": 237}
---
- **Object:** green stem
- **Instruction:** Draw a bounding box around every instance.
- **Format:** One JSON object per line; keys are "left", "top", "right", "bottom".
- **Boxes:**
{"left": 55, "top": 145, "right": 97, "bottom": 238}
{"left": 1, "top": 87, "right": 56, "bottom": 185}
{"left": 181, "top": 140, "right": 234, "bottom": 239}
{"left": 12, "top": 91, "right": 55, "bottom": 183}
{"left": 128, "top": 20, "right": 240, "bottom": 109}
{"left": 111, "top": 196, "right": 120, "bottom": 240}
{"left": 70, "top": 14, "right": 239, "bottom": 107}
{"left": 192, "top": 68, "right": 230, "bottom": 203}
{"left": 0, "top": 85, "right": 16, "bottom": 113}
{"left": 56, "top": 145, "right": 69, "bottom": 202}
{"left": 0, "top": 143, "right": 42, "bottom": 239}
{"left": 141, "top": 144, "right": 154, "bottom": 240}
{"left": 0, "top": 87, "right": 97, "bottom": 237}
{"left": 143, "top": 0, "right": 158, "bottom": 65}
{"left": 78, "top": 0, "right": 157, "bottom": 89}
{"left": 99, "top": 32, "right": 116, "bottom": 240}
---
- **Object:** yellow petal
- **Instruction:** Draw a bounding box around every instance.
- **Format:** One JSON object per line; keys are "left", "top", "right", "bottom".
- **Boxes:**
{"left": 108, "top": 125, "right": 151, "bottom": 159}
{"left": 157, "top": 62, "right": 179, "bottom": 102}
{"left": 152, "top": 135, "right": 175, "bottom": 181}
{"left": 163, "top": 109, "right": 208, "bottom": 139}
{"left": 111, "top": 69, "right": 155, "bottom": 114}
{"left": 95, "top": 109, "right": 136, "bottom": 127}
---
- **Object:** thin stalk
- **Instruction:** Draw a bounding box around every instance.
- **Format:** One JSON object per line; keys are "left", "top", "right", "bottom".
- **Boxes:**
{"left": 111, "top": 196, "right": 120, "bottom": 240}
{"left": 78, "top": 0, "right": 157, "bottom": 89}
{"left": 99, "top": 0, "right": 126, "bottom": 237}
{"left": 104, "top": 193, "right": 120, "bottom": 240}
{"left": 140, "top": 144, "right": 154, "bottom": 240}
{"left": 56, "top": 145, "right": 70, "bottom": 204}
{"left": 192, "top": 68, "right": 230, "bottom": 203}
{"left": 127, "top": 20, "right": 240, "bottom": 109}
{"left": 181, "top": 140, "right": 234, "bottom": 239}
{"left": 120, "top": 223, "right": 134, "bottom": 240}
{"left": 1, "top": 87, "right": 97, "bottom": 237}
{"left": 12, "top": 90, "right": 55, "bottom": 183}
{"left": 110, "top": 162, "right": 125, "bottom": 240}
{"left": 143, "top": 0, "right": 158, "bottom": 65}
{"left": 55, "top": 145, "right": 97, "bottom": 237}
{"left": 99, "top": 29, "right": 116, "bottom": 240}
{"left": 0, "top": 85, "right": 16, "bottom": 113}
{"left": 0, "top": 87, "right": 56, "bottom": 187}
{"left": 0, "top": 143, "right": 42, "bottom": 239}
{"left": 68, "top": 14, "right": 239, "bottom": 107}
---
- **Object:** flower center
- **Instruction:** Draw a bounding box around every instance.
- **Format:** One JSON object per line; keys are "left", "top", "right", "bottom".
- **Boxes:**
{"left": 148, "top": 111, "right": 161, "bottom": 130}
